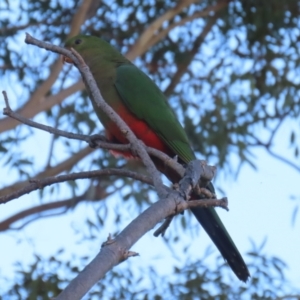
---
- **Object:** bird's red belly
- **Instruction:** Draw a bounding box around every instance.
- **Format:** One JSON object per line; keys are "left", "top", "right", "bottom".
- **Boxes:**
{"left": 106, "top": 107, "right": 170, "bottom": 157}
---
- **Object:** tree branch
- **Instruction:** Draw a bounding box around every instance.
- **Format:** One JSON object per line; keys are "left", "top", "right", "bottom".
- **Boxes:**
{"left": 0, "top": 183, "right": 115, "bottom": 232}
{"left": 68, "top": 0, "right": 94, "bottom": 38}
{"left": 0, "top": 146, "right": 93, "bottom": 198}
{"left": 0, "top": 168, "right": 152, "bottom": 204}
{"left": 248, "top": 130, "right": 300, "bottom": 173}
{"left": 54, "top": 161, "right": 221, "bottom": 300}
{"left": 127, "top": 0, "right": 229, "bottom": 60}
{"left": 0, "top": 194, "right": 86, "bottom": 232}
{"left": 154, "top": 197, "right": 227, "bottom": 237}
{"left": 265, "top": 146, "right": 300, "bottom": 173}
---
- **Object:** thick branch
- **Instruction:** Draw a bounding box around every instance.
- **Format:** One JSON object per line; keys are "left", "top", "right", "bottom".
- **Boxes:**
{"left": 55, "top": 160, "right": 222, "bottom": 300}
{"left": 145, "top": 0, "right": 228, "bottom": 55}
{"left": 127, "top": 0, "right": 229, "bottom": 60}
{"left": 127, "top": 0, "right": 197, "bottom": 60}
{"left": 68, "top": 0, "right": 94, "bottom": 38}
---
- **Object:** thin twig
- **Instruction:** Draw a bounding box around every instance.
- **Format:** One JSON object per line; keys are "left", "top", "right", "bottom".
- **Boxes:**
{"left": 178, "top": 197, "right": 228, "bottom": 212}
{"left": 249, "top": 134, "right": 300, "bottom": 173}
{"left": 153, "top": 215, "right": 174, "bottom": 237}
{"left": 0, "top": 184, "right": 118, "bottom": 232}
{"left": 0, "top": 168, "right": 152, "bottom": 204}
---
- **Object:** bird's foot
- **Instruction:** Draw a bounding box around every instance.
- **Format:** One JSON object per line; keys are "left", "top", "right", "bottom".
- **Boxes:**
{"left": 88, "top": 134, "right": 108, "bottom": 148}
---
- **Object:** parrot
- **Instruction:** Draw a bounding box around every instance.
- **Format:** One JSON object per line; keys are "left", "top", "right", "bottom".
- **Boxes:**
{"left": 64, "top": 35, "right": 250, "bottom": 282}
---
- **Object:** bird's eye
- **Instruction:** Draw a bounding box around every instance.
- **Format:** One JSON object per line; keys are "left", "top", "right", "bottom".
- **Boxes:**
{"left": 75, "top": 39, "right": 82, "bottom": 45}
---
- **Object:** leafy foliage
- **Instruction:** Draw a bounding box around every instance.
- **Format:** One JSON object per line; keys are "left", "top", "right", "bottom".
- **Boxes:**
{"left": 2, "top": 248, "right": 298, "bottom": 300}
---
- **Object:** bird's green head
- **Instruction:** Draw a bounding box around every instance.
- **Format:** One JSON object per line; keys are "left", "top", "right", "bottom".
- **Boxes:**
{"left": 63, "top": 34, "right": 124, "bottom": 65}
{"left": 64, "top": 34, "right": 99, "bottom": 51}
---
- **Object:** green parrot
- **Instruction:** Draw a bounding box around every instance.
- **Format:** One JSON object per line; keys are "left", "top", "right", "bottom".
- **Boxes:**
{"left": 64, "top": 35, "right": 250, "bottom": 282}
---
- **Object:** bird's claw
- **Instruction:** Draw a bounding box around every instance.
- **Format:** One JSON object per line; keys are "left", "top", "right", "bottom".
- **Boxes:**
{"left": 88, "top": 134, "right": 108, "bottom": 148}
